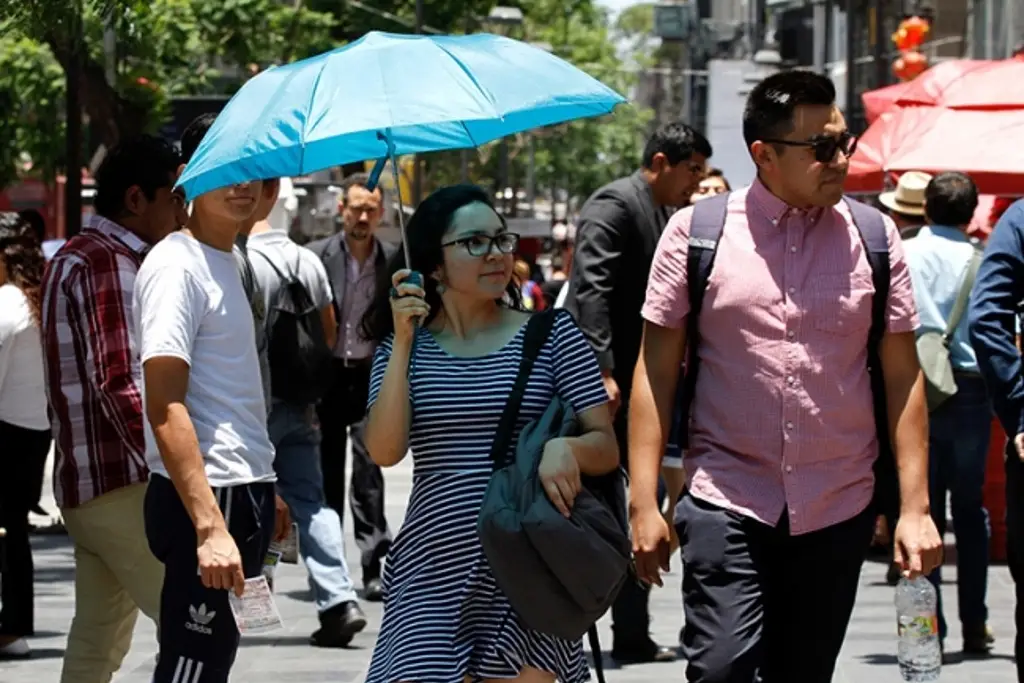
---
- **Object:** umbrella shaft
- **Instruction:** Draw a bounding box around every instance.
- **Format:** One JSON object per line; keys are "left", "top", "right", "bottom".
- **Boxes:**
{"left": 390, "top": 155, "right": 413, "bottom": 267}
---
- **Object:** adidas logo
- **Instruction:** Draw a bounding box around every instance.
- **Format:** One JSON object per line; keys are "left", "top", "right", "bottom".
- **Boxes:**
{"left": 185, "top": 603, "right": 215, "bottom": 635}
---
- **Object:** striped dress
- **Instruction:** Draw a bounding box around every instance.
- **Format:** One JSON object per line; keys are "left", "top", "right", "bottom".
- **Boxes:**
{"left": 365, "top": 310, "right": 609, "bottom": 683}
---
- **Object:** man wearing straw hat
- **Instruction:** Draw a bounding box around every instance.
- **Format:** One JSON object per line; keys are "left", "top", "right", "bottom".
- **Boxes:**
{"left": 879, "top": 171, "right": 932, "bottom": 239}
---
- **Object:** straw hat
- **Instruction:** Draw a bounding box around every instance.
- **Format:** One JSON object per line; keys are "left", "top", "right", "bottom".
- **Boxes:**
{"left": 879, "top": 171, "right": 932, "bottom": 217}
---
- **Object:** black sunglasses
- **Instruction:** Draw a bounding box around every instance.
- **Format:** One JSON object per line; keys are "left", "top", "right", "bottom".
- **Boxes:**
{"left": 763, "top": 131, "right": 859, "bottom": 164}
{"left": 442, "top": 232, "right": 520, "bottom": 257}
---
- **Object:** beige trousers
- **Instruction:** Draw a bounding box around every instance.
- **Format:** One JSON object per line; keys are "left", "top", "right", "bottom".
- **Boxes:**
{"left": 59, "top": 482, "right": 163, "bottom": 683}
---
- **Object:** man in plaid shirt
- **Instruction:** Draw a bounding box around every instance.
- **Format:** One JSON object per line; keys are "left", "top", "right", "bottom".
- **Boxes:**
{"left": 41, "top": 136, "right": 181, "bottom": 683}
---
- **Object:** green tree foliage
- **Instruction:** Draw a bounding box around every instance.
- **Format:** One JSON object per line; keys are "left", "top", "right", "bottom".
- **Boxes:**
{"left": 0, "top": 0, "right": 336, "bottom": 184}
{"left": 0, "top": 36, "right": 65, "bottom": 188}
{"left": 0, "top": 0, "right": 651, "bottom": 204}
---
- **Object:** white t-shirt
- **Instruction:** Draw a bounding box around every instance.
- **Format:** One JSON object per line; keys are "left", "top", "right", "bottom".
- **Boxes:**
{"left": 134, "top": 231, "right": 275, "bottom": 487}
{"left": 0, "top": 284, "right": 48, "bottom": 430}
{"left": 247, "top": 229, "right": 334, "bottom": 319}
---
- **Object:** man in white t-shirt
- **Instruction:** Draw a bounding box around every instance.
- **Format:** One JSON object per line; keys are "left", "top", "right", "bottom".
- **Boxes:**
{"left": 135, "top": 177, "right": 285, "bottom": 683}
{"left": 247, "top": 180, "right": 368, "bottom": 647}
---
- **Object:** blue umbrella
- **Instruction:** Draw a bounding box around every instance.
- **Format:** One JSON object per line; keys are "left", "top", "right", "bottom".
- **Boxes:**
{"left": 177, "top": 30, "right": 626, "bottom": 202}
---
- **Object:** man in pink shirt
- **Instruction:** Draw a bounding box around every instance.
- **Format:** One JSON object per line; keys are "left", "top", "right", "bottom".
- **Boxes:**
{"left": 628, "top": 71, "right": 943, "bottom": 682}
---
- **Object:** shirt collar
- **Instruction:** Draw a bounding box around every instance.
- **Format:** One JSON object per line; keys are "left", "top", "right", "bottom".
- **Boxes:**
{"left": 747, "top": 177, "right": 828, "bottom": 227}
{"left": 339, "top": 233, "right": 379, "bottom": 261}
{"left": 87, "top": 215, "right": 149, "bottom": 255}
{"left": 924, "top": 224, "right": 971, "bottom": 243}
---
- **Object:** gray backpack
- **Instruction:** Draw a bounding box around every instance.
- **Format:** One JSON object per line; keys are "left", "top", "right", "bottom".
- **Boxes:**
{"left": 916, "top": 248, "right": 982, "bottom": 411}
{"left": 478, "top": 310, "right": 631, "bottom": 677}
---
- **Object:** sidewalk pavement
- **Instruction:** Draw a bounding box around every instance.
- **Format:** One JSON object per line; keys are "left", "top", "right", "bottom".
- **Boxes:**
{"left": 3, "top": 454, "right": 1018, "bottom": 682}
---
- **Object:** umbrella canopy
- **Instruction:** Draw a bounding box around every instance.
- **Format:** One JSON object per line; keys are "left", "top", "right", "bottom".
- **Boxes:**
{"left": 859, "top": 57, "right": 1024, "bottom": 124}
{"left": 896, "top": 57, "right": 1024, "bottom": 110}
{"left": 177, "top": 31, "right": 626, "bottom": 200}
{"left": 847, "top": 106, "right": 1024, "bottom": 194}
{"left": 862, "top": 81, "right": 912, "bottom": 124}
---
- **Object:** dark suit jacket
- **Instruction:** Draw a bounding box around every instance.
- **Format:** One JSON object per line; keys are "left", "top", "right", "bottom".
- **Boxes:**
{"left": 306, "top": 233, "right": 397, "bottom": 339}
{"left": 563, "top": 171, "right": 671, "bottom": 404}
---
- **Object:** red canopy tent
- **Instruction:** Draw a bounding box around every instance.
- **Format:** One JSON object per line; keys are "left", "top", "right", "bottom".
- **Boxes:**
{"left": 848, "top": 107, "right": 1024, "bottom": 195}
{"left": 860, "top": 57, "right": 1024, "bottom": 124}
{"left": 862, "top": 82, "right": 912, "bottom": 124}
{"left": 850, "top": 57, "right": 1024, "bottom": 194}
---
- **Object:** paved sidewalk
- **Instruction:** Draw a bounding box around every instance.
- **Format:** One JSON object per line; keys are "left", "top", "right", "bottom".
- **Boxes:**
{"left": 2, "top": 455, "right": 1018, "bottom": 682}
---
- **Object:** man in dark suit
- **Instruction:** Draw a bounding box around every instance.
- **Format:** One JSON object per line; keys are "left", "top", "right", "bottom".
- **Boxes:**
{"left": 307, "top": 173, "right": 396, "bottom": 601}
{"left": 563, "top": 122, "right": 711, "bottom": 663}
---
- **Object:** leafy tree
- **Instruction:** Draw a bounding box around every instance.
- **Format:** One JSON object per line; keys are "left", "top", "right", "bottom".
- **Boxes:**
{"left": 0, "top": 0, "right": 336, "bottom": 184}
{"left": 0, "top": 35, "right": 65, "bottom": 188}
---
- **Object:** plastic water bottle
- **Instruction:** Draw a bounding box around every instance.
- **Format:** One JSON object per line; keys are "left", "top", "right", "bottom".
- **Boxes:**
{"left": 895, "top": 576, "right": 941, "bottom": 681}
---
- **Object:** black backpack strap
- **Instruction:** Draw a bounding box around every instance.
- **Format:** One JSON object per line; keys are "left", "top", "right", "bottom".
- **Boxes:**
{"left": 488, "top": 309, "right": 558, "bottom": 469}
{"left": 844, "top": 196, "right": 895, "bottom": 507}
{"left": 251, "top": 247, "right": 295, "bottom": 284}
{"left": 674, "top": 192, "right": 730, "bottom": 451}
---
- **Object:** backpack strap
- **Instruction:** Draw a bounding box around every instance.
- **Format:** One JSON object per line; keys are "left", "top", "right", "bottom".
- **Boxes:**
{"left": 844, "top": 196, "right": 895, "bottom": 498}
{"left": 488, "top": 309, "right": 558, "bottom": 469}
{"left": 674, "top": 192, "right": 730, "bottom": 451}
{"left": 251, "top": 246, "right": 298, "bottom": 284}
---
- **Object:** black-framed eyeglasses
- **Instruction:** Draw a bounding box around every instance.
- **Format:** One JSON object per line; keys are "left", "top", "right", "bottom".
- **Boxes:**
{"left": 763, "top": 131, "right": 859, "bottom": 164}
{"left": 442, "top": 232, "right": 520, "bottom": 257}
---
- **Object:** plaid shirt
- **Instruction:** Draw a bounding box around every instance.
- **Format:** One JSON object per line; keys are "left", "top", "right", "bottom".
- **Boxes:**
{"left": 41, "top": 215, "right": 149, "bottom": 509}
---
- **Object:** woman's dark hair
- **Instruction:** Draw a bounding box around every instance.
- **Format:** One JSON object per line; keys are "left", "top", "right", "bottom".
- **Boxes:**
{"left": 0, "top": 212, "right": 45, "bottom": 326}
{"left": 360, "top": 184, "right": 522, "bottom": 343}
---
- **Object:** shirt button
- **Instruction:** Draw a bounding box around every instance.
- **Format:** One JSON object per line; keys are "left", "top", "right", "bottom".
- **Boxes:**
{"left": 790, "top": 245, "right": 797, "bottom": 253}
{"left": 785, "top": 421, "right": 794, "bottom": 430}
{"left": 788, "top": 286, "right": 796, "bottom": 295}
{"left": 785, "top": 465, "right": 793, "bottom": 473}
{"left": 787, "top": 330, "right": 795, "bottom": 339}
{"left": 786, "top": 375, "right": 795, "bottom": 385}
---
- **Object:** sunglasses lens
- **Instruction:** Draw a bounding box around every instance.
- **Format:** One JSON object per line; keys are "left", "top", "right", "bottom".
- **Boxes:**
{"left": 845, "top": 134, "right": 859, "bottom": 158}
{"left": 815, "top": 138, "right": 839, "bottom": 163}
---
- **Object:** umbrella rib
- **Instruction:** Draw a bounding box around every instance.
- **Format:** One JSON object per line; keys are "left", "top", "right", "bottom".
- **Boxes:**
{"left": 299, "top": 62, "right": 332, "bottom": 174}
{"left": 430, "top": 41, "right": 502, "bottom": 118}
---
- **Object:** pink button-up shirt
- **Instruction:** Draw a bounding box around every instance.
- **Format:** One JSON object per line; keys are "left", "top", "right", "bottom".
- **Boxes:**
{"left": 642, "top": 180, "right": 918, "bottom": 535}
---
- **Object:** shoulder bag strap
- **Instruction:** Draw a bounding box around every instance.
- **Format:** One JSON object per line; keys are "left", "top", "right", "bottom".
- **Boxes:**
{"left": 943, "top": 248, "right": 982, "bottom": 345}
{"left": 488, "top": 309, "right": 558, "bottom": 469}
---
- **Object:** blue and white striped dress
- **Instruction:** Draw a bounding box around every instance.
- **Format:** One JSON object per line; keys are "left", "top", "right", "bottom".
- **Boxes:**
{"left": 365, "top": 310, "right": 609, "bottom": 683}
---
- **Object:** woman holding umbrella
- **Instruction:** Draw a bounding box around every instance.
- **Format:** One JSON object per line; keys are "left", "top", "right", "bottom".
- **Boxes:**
{"left": 361, "top": 185, "right": 618, "bottom": 683}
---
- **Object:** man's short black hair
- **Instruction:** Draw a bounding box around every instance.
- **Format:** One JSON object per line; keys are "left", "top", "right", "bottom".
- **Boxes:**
{"left": 641, "top": 122, "right": 713, "bottom": 169}
{"left": 924, "top": 172, "right": 978, "bottom": 227}
{"left": 339, "top": 172, "right": 378, "bottom": 203}
{"left": 180, "top": 113, "right": 218, "bottom": 165}
{"left": 743, "top": 70, "right": 837, "bottom": 150}
{"left": 93, "top": 135, "right": 180, "bottom": 220}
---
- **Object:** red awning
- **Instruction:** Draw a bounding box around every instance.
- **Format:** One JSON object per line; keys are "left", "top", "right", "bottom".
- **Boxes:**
{"left": 847, "top": 107, "right": 1024, "bottom": 195}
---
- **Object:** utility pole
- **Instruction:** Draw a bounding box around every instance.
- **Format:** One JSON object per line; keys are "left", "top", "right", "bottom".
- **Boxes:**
{"left": 65, "top": 0, "right": 83, "bottom": 238}
{"left": 411, "top": 0, "right": 424, "bottom": 207}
